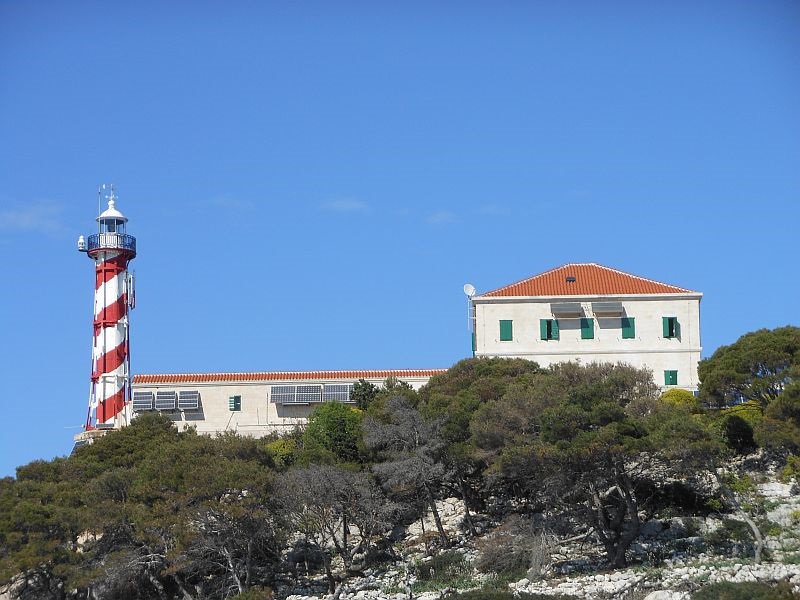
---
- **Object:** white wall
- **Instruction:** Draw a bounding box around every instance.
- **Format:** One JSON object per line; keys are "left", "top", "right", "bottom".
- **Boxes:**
{"left": 130, "top": 375, "right": 435, "bottom": 437}
{"left": 473, "top": 294, "right": 702, "bottom": 390}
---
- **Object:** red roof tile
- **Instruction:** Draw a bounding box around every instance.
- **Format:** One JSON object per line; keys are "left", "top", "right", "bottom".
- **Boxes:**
{"left": 480, "top": 263, "right": 698, "bottom": 298}
{"left": 133, "top": 368, "right": 447, "bottom": 385}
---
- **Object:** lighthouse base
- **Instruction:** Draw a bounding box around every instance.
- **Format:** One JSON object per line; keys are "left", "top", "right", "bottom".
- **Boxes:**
{"left": 72, "top": 428, "right": 117, "bottom": 450}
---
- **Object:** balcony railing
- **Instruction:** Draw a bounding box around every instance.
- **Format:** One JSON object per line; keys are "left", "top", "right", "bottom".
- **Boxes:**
{"left": 86, "top": 233, "right": 137, "bottom": 255}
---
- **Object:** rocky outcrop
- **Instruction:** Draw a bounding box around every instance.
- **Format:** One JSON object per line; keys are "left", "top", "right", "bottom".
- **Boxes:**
{"left": 513, "top": 562, "right": 800, "bottom": 598}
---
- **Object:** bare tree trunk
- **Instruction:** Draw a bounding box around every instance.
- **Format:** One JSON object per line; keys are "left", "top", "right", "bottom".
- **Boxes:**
{"left": 736, "top": 507, "right": 764, "bottom": 564}
{"left": 424, "top": 483, "right": 450, "bottom": 548}
{"left": 611, "top": 473, "right": 641, "bottom": 568}
{"left": 171, "top": 575, "right": 195, "bottom": 600}
{"left": 419, "top": 505, "right": 430, "bottom": 556}
{"left": 332, "top": 581, "right": 347, "bottom": 600}
{"left": 588, "top": 480, "right": 640, "bottom": 568}
{"left": 146, "top": 572, "right": 168, "bottom": 600}
{"left": 245, "top": 539, "right": 253, "bottom": 588}
{"left": 458, "top": 476, "right": 477, "bottom": 536}
{"left": 715, "top": 473, "right": 764, "bottom": 564}
{"left": 323, "top": 552, "right": 336, "bottom": 593}
{"left": 222, "top": 548, "right": 244, "bottom": 594}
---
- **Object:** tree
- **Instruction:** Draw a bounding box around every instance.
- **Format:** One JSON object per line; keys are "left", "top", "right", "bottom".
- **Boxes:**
{"left": 0, "top": 414, "right": 285, "bottom": 599}
{"left": 698, "top": 326, "right": 800, "bottom": 409}
{"left": 489, "top": 362, "right": 720, "bottom": 567}
{"left": 176, "top": 502, "right": 284, "bottom": 597}
{"left": 755, "top": 375, "right": 800, "bottom": 454}
{"left": 302, "top": 402, "right": 363, "bottom": 464}
{"left": 350, "top": 379, "right": 379, "bottom": 410}
{"left": 275, "top": 464, "right": 396, "bottom": 592}
{"left": 364, "top": 396, "right": 451, "bottom": 548}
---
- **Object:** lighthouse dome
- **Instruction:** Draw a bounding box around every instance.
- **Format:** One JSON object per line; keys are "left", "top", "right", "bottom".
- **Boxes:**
{"left": 97, "top": 199, "right": 128, "bottom": 223}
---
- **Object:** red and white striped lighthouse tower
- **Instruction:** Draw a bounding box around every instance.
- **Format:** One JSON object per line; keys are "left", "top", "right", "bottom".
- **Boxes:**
{"left": 77, "top": 185, "right": 136, "bottom": 433}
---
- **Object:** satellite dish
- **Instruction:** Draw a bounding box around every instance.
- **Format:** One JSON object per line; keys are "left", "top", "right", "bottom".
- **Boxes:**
{"left": 463, "top": 283, "right": 476, "bottom": 297}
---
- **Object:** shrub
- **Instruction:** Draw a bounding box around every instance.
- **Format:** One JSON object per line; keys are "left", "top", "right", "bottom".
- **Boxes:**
{"left": 475, "top": 516, "right": 555, "bottom": 578}
{"left": 302, "top": 402, "right": 363, "bottom": 463}
{"left": 692, "top": 580, "right": 796, "bottom": 600}
{"left": 661, "top": 388, "right": 701, "bottom": 413}
{"left": 704, "top": 518, "right": 752, "bottom": 546}
{"left": 781, "top": 455, "right": 800, "bottom": 482}
{"left": 721, "top": 414, "right": 757, "bottom": 454}
{"left": 411, "top": 550, "right": 476, "bottom": 593}
{"left": 415, "top": 551, "right": 470, "bottom": 582}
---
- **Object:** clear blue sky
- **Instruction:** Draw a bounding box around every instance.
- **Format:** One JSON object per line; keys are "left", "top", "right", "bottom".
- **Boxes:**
{"left": 1, "top": 1, "right": 798, "bottom": 477}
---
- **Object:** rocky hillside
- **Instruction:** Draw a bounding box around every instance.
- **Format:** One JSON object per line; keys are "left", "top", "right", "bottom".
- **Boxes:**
{"left": 279, "top": 468, "right": 800, "bottom": 600}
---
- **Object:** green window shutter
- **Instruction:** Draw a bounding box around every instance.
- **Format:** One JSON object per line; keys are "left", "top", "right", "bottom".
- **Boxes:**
{"left": 471, "top": 332, "right": 476, "bottom": 353}
{"left": 580, "top": 318, "right": 594, "bottom": 339}
{"left": 663, "top": 317, "right": 680, "bottom": 338}
{"left": 540, "top": 319, "right": 548, "bottom": 340}
{"left": 229, "top": 395, "right": 241, "bottom": 411}
{"left": 621, "top": 317, "right": 635, "bottom": 339}
{"left": 499, "top": 320, "right": 513, "bottom": 341}
{"left": 551, "top": 319, "right": 559, "bottom": 340}
{"left": 664, "top": 371, "right": 678, "bottom": 386}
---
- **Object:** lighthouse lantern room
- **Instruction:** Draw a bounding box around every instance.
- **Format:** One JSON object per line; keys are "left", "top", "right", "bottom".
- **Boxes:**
{"left": 76, "top": 185, "right": 137, "bottom": 441}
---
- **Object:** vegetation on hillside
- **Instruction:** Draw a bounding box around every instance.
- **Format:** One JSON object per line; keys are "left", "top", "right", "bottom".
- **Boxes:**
{"left": 1, "top": 326, "right": 798, "bottom": 599}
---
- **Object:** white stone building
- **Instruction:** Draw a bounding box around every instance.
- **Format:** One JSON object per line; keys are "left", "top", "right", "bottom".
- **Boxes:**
{"left": 129, "top": 369, "right": 444, "bottom": 436}
{"left": 471, "top": 263, "right": 702, "bottom": 390}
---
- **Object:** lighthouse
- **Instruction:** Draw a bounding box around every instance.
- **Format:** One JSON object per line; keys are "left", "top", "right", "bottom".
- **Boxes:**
{"left": 77, "top": 185, "right": 137, "bottom": 436}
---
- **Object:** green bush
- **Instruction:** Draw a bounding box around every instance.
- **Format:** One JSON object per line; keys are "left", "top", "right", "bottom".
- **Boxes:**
{"left": 704, "top": 518, "right": 753, "bottom": 546}
{"left": 692, "top": 580, "right": 797, "bottom": 600}
{"left": 302, "top": 402, "right": 363, "bottom": 463}
{"left": 661, "top": 388, "right": 701, "bottom": 413}
{"left": 721, "top": 414, "right": 757, "bottom": 454}
{"left": 781, "top": 454, "right": 800, "bottom": 482}
{"left": 415, "top": 551, "right": 470, "bottom": 582}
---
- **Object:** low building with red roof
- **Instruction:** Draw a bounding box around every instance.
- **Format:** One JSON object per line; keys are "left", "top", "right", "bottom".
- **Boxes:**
{"left": 129, "top": 369, "right": 444, "bottom": 437}
{"left": 470, "top": 263, "right": 702, "bottom": 391}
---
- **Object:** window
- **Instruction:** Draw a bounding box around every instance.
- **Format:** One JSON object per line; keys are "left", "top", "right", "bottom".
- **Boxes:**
{"left": 228, "top": 395, "right": 242, "bottom": 411}
{"left": 499, "top": 320, "right": 513, "bottom": 341}
{"left": 621, "top": 317, "right": 635, "bottom": 339}
{"left": 664, "top": 370, "right": 678, "bottom": 386}
{"left": 663, "top": 316, "right": 680, "bottom": 338}
{"left": 580, "top": 318, "right": 594, "bottom": 339}
{"left": 540, "top": 319, "right": 559, "bottom": 340}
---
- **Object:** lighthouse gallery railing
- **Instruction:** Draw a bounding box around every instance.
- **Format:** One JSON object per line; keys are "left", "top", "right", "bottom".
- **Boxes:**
{"left": 86, "top": 233, "right": 137, "bottom": 254}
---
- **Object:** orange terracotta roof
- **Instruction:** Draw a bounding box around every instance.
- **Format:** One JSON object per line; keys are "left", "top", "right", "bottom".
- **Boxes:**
{"left": 480, "top": 263, "right": 698, "bottom": 298}
{"left": 133, "top": 368, "right": 447, "bottom": 385}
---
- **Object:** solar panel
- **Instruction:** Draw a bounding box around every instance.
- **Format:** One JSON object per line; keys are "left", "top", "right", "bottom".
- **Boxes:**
{"left": 271, "top": 385, "right": 296, "bottom": 404}
{"left": 178, "top": 390, "right": 200, "bottom": 410}
{"left": 155, "top": 391, "right": 177, "bottom": 410}
{"left": 132, "top": 391, "right": 154, "bottom": 411}
{"left": 323, "top": 384, "right": 353, "bottom": 402}
{"left": 296, "top": 385, "right": 323, "bottom": 403}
